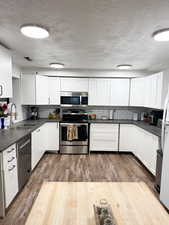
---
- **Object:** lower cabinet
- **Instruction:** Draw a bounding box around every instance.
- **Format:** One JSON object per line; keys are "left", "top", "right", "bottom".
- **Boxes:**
{"left": 90, "top": 123, "right": 119, "bottom": 151}
{"left": 119, "top": 124, "right": 159, "bottom": 175}
{"left": 2, "top": 144, "right": 18, "bottom": 208}
{"left": 31, "top": 122, "right": 60, "bottom": 170}
{"left": 45, "top": 123, "right": 59, "bottom": 151}
{"left": 31, "top": 126, "right": 45, "bottom": 170}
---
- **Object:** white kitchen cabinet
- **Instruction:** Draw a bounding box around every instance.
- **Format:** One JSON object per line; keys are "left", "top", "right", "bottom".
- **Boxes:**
{"left": 46, "top": 123, "right": 59, "bottom": 151}
{"left": 36, "top": 75, "right": 49, "bottom": 105}
{"left": 21, "top": 75, "right": 36, "bottom": 104}
{"left": 61, "top": 78, "right": 88, "bottom": 92}
{"left": 48, "top": 77, "right": 60, "bottom": 105}
{"left": 2, "top": 144, "right": 18, "bottom": 208}
{"left": 31, "top": 126, "right": 46, "bottom": 169}
{"left": 21, "top": 75, "right": 49, "bottom": 105}
{"left": 130, "top": 72, "right": 169, "bottom": 109}
{"left": 0, "top": 45, "right": 12, "bottom": 98}
{"left": 90, "top": 123, "right": 119, "bottom": 151}
{"left": 89, "top": 78, "right": 130, "bottom": 106}
{"left": 119, "top": 124, "right": 159, "bottom": 175}
{"left": 109, "top": 79, "right": 130, "bottom": 106}
{"left": 119, "top": 124, "right": 136, "bottom": 152}
{"left": 89, "top": 79, "right": 111, "bottom": 105}
{"left": 130, "top": 77, "right": 146, "bottom": 107}
{"left": 134, "top": 126, "right": 159, "bottom": 175}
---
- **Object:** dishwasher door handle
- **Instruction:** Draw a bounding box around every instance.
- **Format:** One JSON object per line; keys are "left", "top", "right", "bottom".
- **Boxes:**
{"left": 19, "top": 139, "right": 31, "bottom": 150}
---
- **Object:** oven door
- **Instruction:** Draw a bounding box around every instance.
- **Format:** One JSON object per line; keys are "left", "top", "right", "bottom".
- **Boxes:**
{"left": 60, "top": 123, "right": 88, "bottom": 146}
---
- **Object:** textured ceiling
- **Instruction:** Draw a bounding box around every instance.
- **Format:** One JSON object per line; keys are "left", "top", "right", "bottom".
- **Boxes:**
{"left": 0, "top": 0, "right": 169, "bottom": 71}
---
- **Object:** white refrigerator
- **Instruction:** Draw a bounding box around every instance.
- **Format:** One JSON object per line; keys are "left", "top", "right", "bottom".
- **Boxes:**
{"left": 160, "top": 87, "right": 169, "bottom": 209}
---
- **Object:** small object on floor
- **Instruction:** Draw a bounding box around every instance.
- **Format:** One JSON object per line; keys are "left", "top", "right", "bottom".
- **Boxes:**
{"left": 94, "top": 199, "right": 117, "bottom": 225}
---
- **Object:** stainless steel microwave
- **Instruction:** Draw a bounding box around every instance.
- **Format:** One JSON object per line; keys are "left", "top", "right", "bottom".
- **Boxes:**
{"left": 60, "top": 92, "right": 88, "bottom": 106}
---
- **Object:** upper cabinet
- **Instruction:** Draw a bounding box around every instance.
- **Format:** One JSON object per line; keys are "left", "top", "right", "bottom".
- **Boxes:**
{"left": 21, "top": 75, "right": 60, "bottom": 105}
{"left": 48, "top": 77, "right": 60, "bottom": 105}
{"left": 89, "top": 79, "right": 111, "bottom": 105}
{"left": 60, "top": 78, "right": 88, "bottom": 92}
{"left": 109, "top": 79, "right": 130, "bottom": 106}
{"left": 130, "top": 72, "right": 168, "bottom": 109}
{"left": 36, "top": 75, "right": 49, "bottom": 105}
{"left": 89, "top": 78, "right": 130, "bottom": 106}
{"left": 0, "top": 45, "right": 12, "bottom": 98}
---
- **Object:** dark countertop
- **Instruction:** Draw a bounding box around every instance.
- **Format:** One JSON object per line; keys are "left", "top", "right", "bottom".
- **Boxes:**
{"left": 0, "top": 119, "right": 161, "bottom": 152}
{"left": 0, "top": 119, "right": 60, "bottom": 152}
{"left": 88, "top": 119, "right": 161, "bottom": 137}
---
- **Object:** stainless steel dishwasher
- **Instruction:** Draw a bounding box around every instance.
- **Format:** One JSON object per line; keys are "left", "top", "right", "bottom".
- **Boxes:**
{"left": 17, "top": 134, "right": 31, "bottom": 190}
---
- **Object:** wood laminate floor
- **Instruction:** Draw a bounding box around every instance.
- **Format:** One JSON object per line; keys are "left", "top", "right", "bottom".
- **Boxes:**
{"left": 0, "top": 153, "right": 157, "bottom": 225}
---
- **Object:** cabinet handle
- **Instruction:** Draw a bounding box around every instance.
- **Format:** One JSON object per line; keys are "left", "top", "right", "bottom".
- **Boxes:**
{"left": 36, "top": 129, "right": 40, "bottom": 132}
{"left": 7, "top": 148, "right": 15, "bottom": 153}
{"left": 0, "top": 85, "right": 3, "bottom": 96}
{"left": 7, "top": 157, "right": 15, "bottom": 163}
{"left": 8, "top": 165, "right": 16, "bottom": 171}
{"left": 48, "top": 97, "right": 50, "bottom": 105}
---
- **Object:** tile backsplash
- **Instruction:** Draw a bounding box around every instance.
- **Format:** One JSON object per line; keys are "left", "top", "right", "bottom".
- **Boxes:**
{"left": 29, "top": 106, "right": 147, "bottom": 121}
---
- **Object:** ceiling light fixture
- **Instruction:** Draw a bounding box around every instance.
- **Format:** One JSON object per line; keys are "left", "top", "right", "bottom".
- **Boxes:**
{"left": 20, "top": 25, "right": 49, "bottom": 39}
{"left": 153, "top": 29, "right": 169, "bottom": 42}
{"left": 50, "top": 63, "right": 64, "bottom": 69}
{"left": 117, "top": 64, "right": 132, "bottom": 70}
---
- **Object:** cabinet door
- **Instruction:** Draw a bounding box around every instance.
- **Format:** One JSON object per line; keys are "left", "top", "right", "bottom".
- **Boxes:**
{"left": 61, "top": 78, "right": 88, "bottom": 92}
{"left": 46, "top": 123, "right": 59, "bottom": 151}
{"left": 110, "top": 79, "right": 129, "bottom": 106}
{"left": 130, "top": 77, "right": 146, "bottom": 106}
{"left": 21, "top": 75, "right": 36, "bottom": 105}
{"left": 48, "top": 77, "right": 60, "bottom": 105}
{"left": 3, "top": 144, "right": 18, "bottom": 208}
{"left": 134, "top": 126, "right": 159, "bottom": 175}
{"left": 36, "top": 75, "right": 49, "bottom": 105}
{"left": 90, "top": 123, "right": 118, "bottom": 151}
{"left": 0, "top": 46, "right": 12, "bottom": 98}
{"left": 119, "top": 124, "right": 136, "bottom": 152}
{"left": 89, "top": 79, "right": 111, "bottom": 105}
{"left": 31, "top": 128, "right": 41, "bottom": 169}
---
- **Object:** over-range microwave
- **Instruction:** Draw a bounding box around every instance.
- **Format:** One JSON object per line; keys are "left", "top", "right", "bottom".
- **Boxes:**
{"left": 60, "top": 92, "right": 88, "bottom": 106}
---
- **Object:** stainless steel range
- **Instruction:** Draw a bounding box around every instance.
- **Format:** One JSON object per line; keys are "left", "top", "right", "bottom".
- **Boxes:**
{"left": 60, "top": 110, "right": 89, "bottom": 154}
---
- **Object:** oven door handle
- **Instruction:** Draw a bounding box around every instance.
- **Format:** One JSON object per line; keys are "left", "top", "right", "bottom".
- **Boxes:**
{"left": 60, "top": 123, "right": 88, "bottom": 127}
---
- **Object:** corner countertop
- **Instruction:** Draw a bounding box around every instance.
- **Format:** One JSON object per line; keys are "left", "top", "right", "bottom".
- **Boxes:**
{"left": 88, "top": 119, "right": 161, "bottom": 137}
{"left": 0, "top": 119, "right": 161, "bottom": 153}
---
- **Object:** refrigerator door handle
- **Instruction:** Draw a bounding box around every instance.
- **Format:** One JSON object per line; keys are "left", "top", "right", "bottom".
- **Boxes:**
{"left": 161, "top": 86, "right": 169, "bottom": 149}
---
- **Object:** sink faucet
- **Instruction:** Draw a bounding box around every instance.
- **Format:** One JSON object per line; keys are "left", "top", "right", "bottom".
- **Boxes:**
{"left": 10, "top": 103, "right": 17, "bottom": 127}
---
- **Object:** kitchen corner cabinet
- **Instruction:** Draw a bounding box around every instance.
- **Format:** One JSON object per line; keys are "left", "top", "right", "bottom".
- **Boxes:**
{"left": 119, "top": 124, "right": 159, "bottom": 175}
{"left": 46, "top": 123, "right": 59, "bottom": 151}
{"left": 2, "top": 144, "right": 18, "bottom": 208}
{"left": 61, "top": 77, "right": 89, "bottom": 92}
{"left": 90, "top": 123, "right": 119, "bottom": 151}
{"left": 21, "top": 75, "right": 60, "bottom": 105}
{"left": 130, "top": 72, "right": 169, "bottom": 109}
{"left": 0, "top": 45, "right": 12, "bottom": 98}
{"left": 88, "top": 78, "right": 129, "bottom": 106}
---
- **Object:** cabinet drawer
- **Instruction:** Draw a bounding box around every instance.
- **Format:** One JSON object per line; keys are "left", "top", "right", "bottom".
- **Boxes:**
{"left": 3, "top": 144, "right": 18, "bottom": 208}
{"left": 3, "top": 144, "right": 17, "bottom": 168}
{"left": 91, "top": 123, "right": 118, "bottom": 131}
{"left": 4, "top": 163, "right": 18, "bottom": 207}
